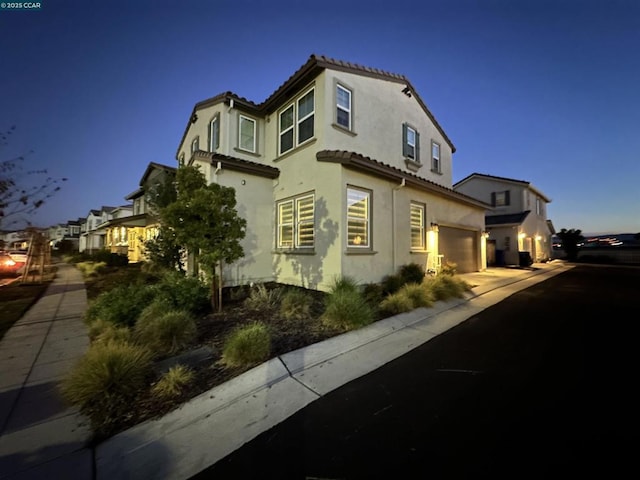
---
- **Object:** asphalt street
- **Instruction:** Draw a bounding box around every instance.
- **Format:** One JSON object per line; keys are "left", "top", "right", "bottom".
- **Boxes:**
{"left": 193, "top": 264, "right": 639, "bottom": 479}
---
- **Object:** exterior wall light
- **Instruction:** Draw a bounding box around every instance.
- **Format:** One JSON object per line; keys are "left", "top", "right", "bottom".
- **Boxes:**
{"left": 518, "top": 232, "right": 526, "bottom": 239}
{"left": 430, "top": 222, "right": 439, "bottom": 232}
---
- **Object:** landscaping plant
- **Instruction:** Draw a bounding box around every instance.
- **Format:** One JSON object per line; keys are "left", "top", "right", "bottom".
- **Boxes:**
{"left": 152, "top": 365, "right": 195, "bottom": 399}
{"left": 221, "top": 322, "right": 271, "bottom": 367}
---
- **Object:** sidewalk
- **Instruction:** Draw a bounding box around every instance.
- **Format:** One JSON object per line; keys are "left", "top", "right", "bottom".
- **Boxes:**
{"left": 0, "top": 263, "right": 93, "bottom": 480}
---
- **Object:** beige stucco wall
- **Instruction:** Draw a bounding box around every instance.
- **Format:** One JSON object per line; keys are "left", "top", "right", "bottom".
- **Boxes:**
{"left": 321, "top": 70, "right": 453, "bottom": 188}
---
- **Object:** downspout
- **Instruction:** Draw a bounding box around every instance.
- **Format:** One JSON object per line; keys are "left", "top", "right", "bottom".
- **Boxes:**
{"left": 213, "top": 161, "right": 222, "bottom": 184}
{"left": 391, "top": 178, "right": 406, "bottom": 273}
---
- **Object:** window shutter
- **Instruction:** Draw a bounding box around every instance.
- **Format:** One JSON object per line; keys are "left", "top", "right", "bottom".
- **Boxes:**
{"left": 402, "top": 123, "right": 408, "bottom": 157}
{"left": 491, "top": 192, "right": 496, "bottom": 207}
{"left": 415, "top": 131, "right": 420, "bottom": 163}
{"left": 505, "top": 190, "right": 511, "bottom": 205}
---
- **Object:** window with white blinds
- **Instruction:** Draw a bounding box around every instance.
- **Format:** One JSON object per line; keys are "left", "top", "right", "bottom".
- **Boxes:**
{"left": 276, "top": 193, "right": 315, "bottom": 249}
{"left": 410, "top": 202, "right": 426, "bottom": 250}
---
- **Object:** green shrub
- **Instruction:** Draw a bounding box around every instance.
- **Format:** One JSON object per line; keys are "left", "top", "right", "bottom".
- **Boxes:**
{"left": 134, "top": 310, "right": 197, "bottom": 356}
{"left": 85, "top": 283, "right": 157, "bottom": 328}
{"left": 381, "top": 273, "right": 404, "bottom": 295}
{"left": 60, "top": 342, "right": 152, "bottom": 434}
{"left": 222, "top": 322, "right": 271, "bottom": 367}
{"left": 89, "top": 250, "right": 129, "bottom": 267}
{"left": 280, "top": 288, "right": 312, "bottom": 320}
{"left": 321, "top": 289, "right": 374, "bottom": 331}
{"left": 379, "top": 291, "right": 414, "bottom": 315}
{"left": 152, "top": 271, "right": 210, "bottom": 315}
{"left": 362, "top": 282, "right": 384, "bottom": 308}
{"left": 440, "top": 261, "right": 458, "bottom": 276}
{"left": 399, "top": 262, "right": 425, "bottom": 285}
{"left": 94, "top": 324, "right": 132, "bottom": 345}
{"left": 136, "top": 297, "right": 174, "bottom": 326}
{"left": 87, "top": 318, "right": 111, "bottom": 340}
{"left": 328, "top": 275, "right": 359, "bottom": 294}
{"left": 244, "top": 283, "right": 281, "bottom": 312}
{"left": 151, "top": 365, "right": 195, "bottom": 399}
{"left": 398, "top": 282, "right": 434, "bottom": 308}
{"left": 424, "top": 274, "right": 470, "bottom": 301}
{"left": 76, "top": 261, "right": 107, "bottom": 277}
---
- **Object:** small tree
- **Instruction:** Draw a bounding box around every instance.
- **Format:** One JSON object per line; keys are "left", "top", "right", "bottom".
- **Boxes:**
{"left": 557, "top": 228, "right": 584, "bottom": 262}
{"left": 1, "top": 125, "right": 67, "bottom": 229}
{"left": 161, "top": 165, "right": 246, "bottom": 310}
{"left": 143, "top": 171, "right": 183, "bottom": 272}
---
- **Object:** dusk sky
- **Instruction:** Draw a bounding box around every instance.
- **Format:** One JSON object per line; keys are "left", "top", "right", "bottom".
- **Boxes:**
{"left": 1, "top": 0, "right": 638, "bottom": 235}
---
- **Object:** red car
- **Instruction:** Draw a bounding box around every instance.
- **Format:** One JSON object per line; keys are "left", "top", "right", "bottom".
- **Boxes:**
{"left": 0, "top": 252, "right": 25, "bottom": 276}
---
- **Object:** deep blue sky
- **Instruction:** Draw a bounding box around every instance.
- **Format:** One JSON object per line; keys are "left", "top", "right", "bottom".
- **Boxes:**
{"left": 1, "top": 0, "right": 638, "bottom": 235}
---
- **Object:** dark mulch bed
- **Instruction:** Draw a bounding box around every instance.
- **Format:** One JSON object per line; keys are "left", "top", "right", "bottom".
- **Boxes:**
{"left": 94, "top": 284, "right": 364, "bottom": 441}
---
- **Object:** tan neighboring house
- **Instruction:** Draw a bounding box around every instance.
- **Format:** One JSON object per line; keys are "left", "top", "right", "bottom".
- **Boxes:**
{"left": 175, "top": 54, "right": 490, "bottom": 291}
{"left": 100, "top": 162, "right": 176, "bottom": 263}
{"left": 453, "top": 173, "right": 554, "bottom": 265}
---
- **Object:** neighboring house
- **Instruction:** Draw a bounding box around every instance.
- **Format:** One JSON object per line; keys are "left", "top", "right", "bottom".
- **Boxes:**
{"left": 114, "top": 162, "right": 177, "bottom": 263}
{"left": 175, "top": 54, "right": 489, "bottom": 291}
{"left": 453, "top": 173, "right": 554, "bottom": 265}
{"left": 79, "top": 206, "right": 117, "bottom": 253}
{"left": 100, "top": 205, "right": 136, "bottom": 258}
{"left": 1, "top": 230, "right": 30, "bottom": 250}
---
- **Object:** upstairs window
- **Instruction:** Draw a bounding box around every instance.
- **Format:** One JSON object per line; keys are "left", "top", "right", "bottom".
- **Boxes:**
{"left": 431, "top": 141, "right": 441, "bottom": 173}
{"left": 410, "top": 202, "right": 426, "bottom": 250}
{"left": 239, "top": 115, "right": 256, "bottom": 153}
{"left": 492, "top": 190, "right": 511, "bottom": 207}
{"left": 276, "top": 193, "right": 315, "bottom": 249}
{"left": 209, "top": 116, "right": 220, "bottom": 152}
{"left": 191, "top": 136, "right": 199, "bottom": 154}
{"left": 402, "top": 123, "right": 420, "bottom": 162}
{"left": 279, "top": 87, "right": 315, "bottom": 155}
{"left": 347, "top": 187, "right": 371, "bottom": 248}
{"left": 536, "top": 198, "right": 542, "bottom": 215}
{"left": 336, "top": 84, "right": 352, "bottom": 129}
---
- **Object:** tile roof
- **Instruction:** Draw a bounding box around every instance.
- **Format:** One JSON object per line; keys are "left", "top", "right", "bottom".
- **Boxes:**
{"left": 453, "top": 172, "right": 551, "bottom": 203}
{"left": 178, "top": 54, "right": 455, "bottom": 158}
{"left": 192, "top": 151, "right": 280, "bottom": 179}
{"left": 317, "top": 150, "right": 489, "bottom": 210}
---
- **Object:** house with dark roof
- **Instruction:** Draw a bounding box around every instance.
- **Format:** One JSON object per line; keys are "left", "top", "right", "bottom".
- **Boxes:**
{"left": 103, "top": 162, "right": 177, "bottom": 262}
{"left": 453, "top": 173, "right": 554, "bottom": 265}
{"left": 79, "top": 206, "right": 118, "bottom": 253}
{"left": 175, "top": 54, "right": 490, "bottom": 290}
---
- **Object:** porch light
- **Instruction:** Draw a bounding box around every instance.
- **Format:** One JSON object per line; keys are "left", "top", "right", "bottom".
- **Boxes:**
{"left": 518, "top": 232, "right": 526, "bottom": 239}
{"left": 535, "top": 235, "right": 542, "bottom": 241}
{"left": 430, "top": 222, "right": 439, "bottom": 232}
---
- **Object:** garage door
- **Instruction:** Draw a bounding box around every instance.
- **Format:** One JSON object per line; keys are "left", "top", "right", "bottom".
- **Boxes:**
{"left": 439, "top": 226, "right": 478, "bottom": 273}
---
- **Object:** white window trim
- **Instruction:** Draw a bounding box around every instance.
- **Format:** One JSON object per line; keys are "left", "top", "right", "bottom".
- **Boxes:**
{"left": 431, "top": 141, "right": 441, "bottom": 173}
{"left": 336, "top": 84, "right": 352, "bottom": 130}
{"left": 278, "top": 86, "right": 315, "bottom": 156}
{"left": 347, "top": 186, "right": 371, "bottom": 249}
{"left": 238, "top": 115, "right": 256, "bottom": 153}
{"left": 410, "top": 202, "right": 426, "bottom": 251}
{"left": 279, "top": 104, "right": 295, "bottom": 155}
{"left": 209, "top": 116, "right": 219, "bottom": 152}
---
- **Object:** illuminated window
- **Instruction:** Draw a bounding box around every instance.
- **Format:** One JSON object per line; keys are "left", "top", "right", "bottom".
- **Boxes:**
{"left": 276, "top": 193, "right": 315, "bottom": 249}
{"left": 278, "top": 87, "right": 315, "bottom": 155}
{"left": 410, "top": 202, "right": 426, "bottom": 250}
{"left": 402, "top": 123, "right": 419, "bottom": 162}
{"left": 239, "top": 115, "right": 256, "bottom": 153}
{"left": 347, "top": 187, "right": 370, "bottom": 248}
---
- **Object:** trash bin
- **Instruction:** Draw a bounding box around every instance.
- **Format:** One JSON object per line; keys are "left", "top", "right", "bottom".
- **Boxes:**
{"left": 518, "top": 251, "right": 533, "bottom": 267}
{"left": 495, "top": 249, "right": 505, "bottom": 266}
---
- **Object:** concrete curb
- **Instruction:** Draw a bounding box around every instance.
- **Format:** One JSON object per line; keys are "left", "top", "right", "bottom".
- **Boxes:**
{"left": 95, "top": 262, "right": 572, "bottom": 480}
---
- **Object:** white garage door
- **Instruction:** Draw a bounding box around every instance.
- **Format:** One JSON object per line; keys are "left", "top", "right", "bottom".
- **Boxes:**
{"left": 439, "top": 226, "right": 478, "bottom": 273}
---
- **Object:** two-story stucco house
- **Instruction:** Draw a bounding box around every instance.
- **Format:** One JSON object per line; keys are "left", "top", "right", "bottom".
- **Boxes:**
{"left": 79, "top": 206, "right": 117, "bottom": 254}
{"left": 453, "top": 173, "right": 555, "bottom": 265}
{"left": 175, "top": 54, "right": 490, "bottom": 291}
{"left": 115, "top": 161, "right": 177, "bottom": 262}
